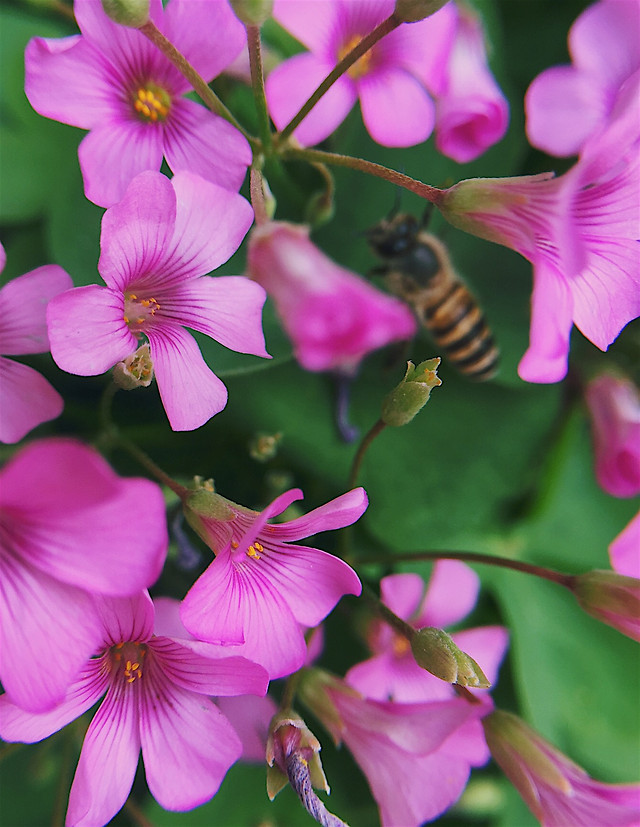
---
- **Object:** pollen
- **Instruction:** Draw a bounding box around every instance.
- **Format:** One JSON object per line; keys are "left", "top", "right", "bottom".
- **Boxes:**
{"left": 337, "top": 34, "right": 373, "bottom": 80}
{"left": 246, "top": 544, "right": 261, "bottom": 560}
{"left": 110, "top": 641, "right": 148, "bottom": 684}
{"left": 132, "top": 83, "right": 172, "bottom": 123}
{"left": 392, "top": 634, "right": 411, "bottom": 658}
{"left": 124, "top": 292, "right": 161, "bottom": 332}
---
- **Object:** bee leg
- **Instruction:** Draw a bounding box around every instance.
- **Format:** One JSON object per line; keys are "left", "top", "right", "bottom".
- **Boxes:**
{"left": 419, "top": 202, "right": 435, "bottom": 230}
{"left": 331, "top": 370, "right": 360, "bottom": 443}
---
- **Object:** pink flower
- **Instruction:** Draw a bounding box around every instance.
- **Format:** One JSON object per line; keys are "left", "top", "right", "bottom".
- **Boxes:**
{"left": 266, "top": 0, "right": 456, "bottom": 147}
{"left": 25, "top": 0, "right": 251, "bottom": 207}
{"left": 434, "top": 4, "right": 509, "bottom": 162}
{"left": 180, "top": 486, "right": 366, "bottom": 678}
{"left": 0, "top": 243, "right": 72, "bottom": 443}
{"left": 47, "top": 171, "right": 268, "bottom": 431}
{"left": 585, "top": 373, "right": 640, "bottom": 497}
{"left": 247, "top": 221, "right": 416, "bottom": 372}
{"left": 526, "top": 0, "right": 640, "bottom": 157}
{"left": 483, "top": 710, "right": 640, "bottom": 827}
{"left": 299, "top": 669, "right": 488, "bottom": 827}
{"left": 346, "top": 562, "right": 509, "bottom": 704}
{"left": 438, "top": 76, "right": 640, "bottom": 383}
{"left": 0, "top": 592, "right": 268, "bottom": 827}
{"left": 0, "top": 438, "right": 167, "bottom": 712}
{"left": 569, "top": 569, "right": 640, "bottom": 642}
{"left": 610, "top": 511, "right": 640, "bottom": 578}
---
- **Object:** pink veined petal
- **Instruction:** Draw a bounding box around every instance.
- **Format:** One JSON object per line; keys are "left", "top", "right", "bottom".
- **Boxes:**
{"left": 345, "top": 650, "right": 452, "bottom": 703}
{"left": 358, "top": 68, "right": 435, "bottom": 147}
{"left": 164, "top": 99, "right": 251, "bottom": 194}
{"left": 379, "top": 573, "right": 424, "bottom": 620}
{"left": 24, "top": 35, "right": 117, "bottom": 130}
{"left": 452, "top": 626, "right": 509, "bottom": 690}
{"left": 162, "top": 172, "right": 254, "bottom": 284}
{"left": 99, "top": 170, "right": 176, "bottom": 291}
{"left": 273, "top": 487, "right": 368, "bottom": 541}
{"left": 0, "top": 358, "right": 63, "bottom": 443}
{"left": 215, "top": 695, "right": 278, "bottom": 763}
{"left": 237, "top": 490, "right": 304, "bottom": 548}
{"left": 163, "top": 0, "right": 246, "bottom": 82}
{"left": 517, "top": 262, "right": 574, "bottom": 384}
{"left": 272, "top": 0, "right": 339, "bottom": 55}
{"left": 0, "top": 266, "right": 73, "bottom": 355}
{"left": 147, "top": 325, "right": 228, "bottom": 431}
{"left": 266, "top": 53, "right": 357, "bottom": 146}
{"left": 435, "top": 85, "right": 509, "bottom": 163}
{"left": 95, "top": 593, "right": 156, "bottom": 646}
{"left": 139, "top": 661, "right": 242, "bottom": 811}
{"left": 609, "top": 512, "right": 640, "bottom": 578}
{"left": 78, "top": 121, "right": 165, "bottom": 209}
{"left": 0, "top": 660, "right": 108, "bottom": 744}
{"left": 47, "top": 285, "right": 137, "bottom": 376}
{"left": 149, "top": 637, "right": 268, "bottom": 698}
{"left": 0, "top": 555, "right": 103, "bottom": 713}
{"left": 65, "top": 685, "right": 141, "bottom": 827}
{"left": 417, "top": 560, "right": 480, "bottom": 629}
{"left": 441, "top": 717, "right": 492, "bottom": 768}
{"left": 525, "top": 67, "right": 608, "bottom": 157}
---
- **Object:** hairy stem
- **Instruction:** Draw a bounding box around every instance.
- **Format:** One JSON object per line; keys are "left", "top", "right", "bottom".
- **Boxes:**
{"left": 348, "top": 418, "right": 386, "bottom": 488}
{"left": 246, "top": 24, "right": 272, "bottom": 150}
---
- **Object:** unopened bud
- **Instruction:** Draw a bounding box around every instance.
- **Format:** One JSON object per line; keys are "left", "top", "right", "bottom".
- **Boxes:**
{"left": 394, "top": 0, "right": 451, "bottom": 23}
{"left": 229, "top": 0, "right": 273, "bottom": 25}
{"left": 381, "top": 358, "right": 442, "bottom": 426}
{"left": 266, "top": 710, "right": 328, "bottom": 800}
{"left": 569, "top": 570, "right": 640, "bottom": 641}
{"left": 112, "top": 344, "right": 154, "bottom": 389}
{"left": 411, "top": 626, "right": 490, "bottom": 687}
{"left": 101, "top": 0, "right": 149, "bottom": 27}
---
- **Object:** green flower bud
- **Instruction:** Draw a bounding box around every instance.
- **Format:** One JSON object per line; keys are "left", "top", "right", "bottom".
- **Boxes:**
{"left": 266, "top": 710, "right": 329, "bottom": 800}
{"left": 394, "top": 0, "right": 451, "bottom": 23}
{"left": 381, "top": 358, "right": 442, "bottom": 427}
{"left": 228, "top": 0, "right": 273, "bottom": 26}
{"left": 182, "top": 481, "right": 235, "bottom": 546}
{"left": 112, "top": 344, "right": 154, "bottom": 390}
{"left": 101, "top": 0, "right": 149, "bottom": 28}
{"left": 411, "top": 626, "right": 490, "bottom": 687}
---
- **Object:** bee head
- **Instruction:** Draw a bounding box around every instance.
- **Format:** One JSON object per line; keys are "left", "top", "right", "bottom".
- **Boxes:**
{"left": 366, "top": 213, "right": 419, "bottom": 259}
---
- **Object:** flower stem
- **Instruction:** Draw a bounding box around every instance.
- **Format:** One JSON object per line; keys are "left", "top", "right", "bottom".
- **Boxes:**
{"left": 114, "top": 432, "right": 189, "bottom": 499}
{"left": 359, "top": 582, "right": 415, "bottom": 641}
{"left": 281, "top": 670, "right": 302, "bottom": 711}
{"left": 139, "top": 20, "right": 254, "bottom": 144}
{"left": 274, "top": 14, "right": 402, "bottom": 145}
{"left": 348, "top": 418, "right": 386, "bottom": 488}
{"left": 246, "top": 24, "right": 272, "bottom": 150}
{"left": 250, "top": 166, "right": 270, "bottom": 225}
{"left": 281, "top": 146, "right": 445, "bottom": 204}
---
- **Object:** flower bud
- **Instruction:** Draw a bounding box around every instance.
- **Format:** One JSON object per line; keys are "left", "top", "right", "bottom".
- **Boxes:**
{"left": 101, "top": 0, "right": 149, "bottom": 27}
{"left": 411, "top": 626, "right": 490, "bottom": 687}
{"left": 394, "top": 0, "right": 451, "bottom": 23}
{"left": 266, "top": 710, "right": 329, "bottom": 800}
{"left": 381, "top": 358, "right": 442, "bottom": 426}
{"left": 248, "top": 431, "right": 282, "bottom": 462}
{"left": 112, "top": 344, "right": 154, "bottom": 390}
{"left": 569, "top": 570, "right": 640, "bottom": 641}
{"left": 229, "top": 0, "right": 273, "bottom": 26}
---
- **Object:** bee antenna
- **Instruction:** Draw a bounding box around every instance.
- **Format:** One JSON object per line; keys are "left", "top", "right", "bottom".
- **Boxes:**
{"left": 420, "top": 203, "right": 434, "bottom": 230}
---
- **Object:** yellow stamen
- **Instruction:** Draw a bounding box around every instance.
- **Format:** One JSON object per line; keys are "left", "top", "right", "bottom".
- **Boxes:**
{"left": 337, "top": 34, "right": 373, "bottom": 80}
{"left": 132, "top": 83, "right": 172, "bottom": 123}
{"left": 246, "top": 545, "right": 261, "bottom": 560}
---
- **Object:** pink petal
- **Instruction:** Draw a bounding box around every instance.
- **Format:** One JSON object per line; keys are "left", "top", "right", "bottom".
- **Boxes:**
{"left": 609, "top": 512, "right": 640, "bottom": 578}
{"left": 78, "top": 121, "right": 165, "bottom": 209}
{"left": 47, "top": 285, "right": 137, "bottom": 376}
{"left": 0, "top": 556, "right": 103, "bottom": 712}
{"left": 163, "top": 99, "right": 251, "bottom": 193}
{"left": 98, "top": 170, "right": 176, "bottom": 291}
{"left": 435, "top": 88, "right": 509, "bottom": 163}
{"left": 525, "top": 67, "right": 607, "bottom": 157}
{"left": 139, "top": 665, "right": 242, "bottom": 811}
{"left": 0, "top": 660, "right": 108, "bottom": 743}
{"left": 418, "top": 560, "right": 480, "bottom": 628}
{"left": 358, "top": 68, "right": 435, "bottom": 147}
{"left": 215, "top": 695, "right": 278, "bottom": 763}
{"left": 345, "top": 651, "right": 451, "bottom": 703}
{"left": 66, "top": 688, "right": 140, "bottom": 827}
{"left": 95, "top": 593, "right": 156, "bottom": 645}
{"left": 272, "top": 0, "right": 339, "bottom": 54}
{"left": 147, "top": 325, "right": 228, "bottom": 430}
{"left": 273, "top": 487, "right": 368, "bottom": 541}
{"left": 181, "top": 549, "right": 245, "bottom": 647}
{"left": 379, "top": 573, "right": 424, "bottom": 619}
{"left": 24, "top": 35, "right": 115, "bottom": 130}
{"left": 0, "top": 358, "right": 63, "bottom": 443}
{"left": 0, "top": 266, "right": 72, "bottom": 354}
{"left": 517, "top": 262, "right": 574, "bottom": 383}
{"left": 266, "top": 53, "right": 357, "bottom": 146}
{"left": 163, "top": 0, "right": 246, "bottom": 82}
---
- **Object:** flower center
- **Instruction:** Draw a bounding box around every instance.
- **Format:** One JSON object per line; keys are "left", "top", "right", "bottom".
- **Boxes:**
{"left": 392, "top": 633, "right": 411, "bottom": 658}
{"left": 110, "top": 641, "right": 148, "bottom": 684}
{"left": 124, "top": 293, "right": 161, "bottom": 332}
{"left": 337, "top": 35, "right": 373, "bottom": 80}
{"left": 231, "top": 538, "right": 264, "bottom": 560}
{"left": 132, "top": 83, "right": 172, "bottom": 123}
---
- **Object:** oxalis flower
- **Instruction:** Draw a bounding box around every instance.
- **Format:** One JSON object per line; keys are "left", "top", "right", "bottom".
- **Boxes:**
{"left": 438, "top": 72, "right": 640, "bottom": 383}
{"left": 0, "top": 438, "right": 167, "bottom": 712}
{"left": 25, "top": 0, "right": 250, "bottom": 207}
{"left": 47, "top": 170, "right": 268, "bottom": 431}
{"left": 180, "top": 486, "right": 367, "bottom": 678}
{"left": 0, "top": 592, "right": 269, "bottom": 827}
{"left": 0, "top": 242, "right": 72, "bottom": 443}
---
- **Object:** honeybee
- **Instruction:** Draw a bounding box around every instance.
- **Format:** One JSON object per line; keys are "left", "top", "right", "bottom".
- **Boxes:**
{"left": 366, "top": 212, "right": 499, "bottom": 381}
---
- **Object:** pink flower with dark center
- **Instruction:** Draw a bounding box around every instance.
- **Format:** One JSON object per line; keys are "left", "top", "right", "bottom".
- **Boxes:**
{"left": 526, "top": 0, "right": 640, "bottom": 157}
{"left": 483, "top": 710, "right": 640, "bottom": 827}
{"left": 47, "top": 171, "right": 268, "bottom": 431}
{"left": 0, "top": 438, "right": 167, "bottom": 712}
{"left": 0, "top": 244, "right": 72, "bottom": 443}
{"left": 247, "top": 221, "right": 416, "bottom": 372}
{"left": 0, "top": 592, "right": 268, "bottom": 827}
{"left": 610, "top": 511, "right": 640, "bottom": 578}
{"left": 585, "top": 373, "right": 640, "bottom": 497}
{"left": 25, "top": 0, "right": 251, "bottom": 207}
{"left": 438, "top": 74, "right": 640, "bottom": 383}
{"left": 266, "top": 0, "right": 456, "bottom": 147}
{"left": 181, "top": 486, "right": 366, "bottom": 678}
